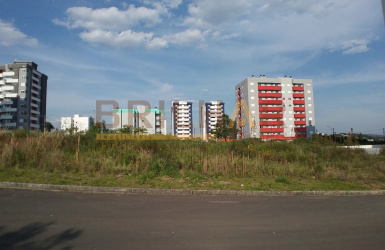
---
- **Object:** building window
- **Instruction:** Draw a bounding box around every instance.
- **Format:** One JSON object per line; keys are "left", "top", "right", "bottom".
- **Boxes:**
{"left": 308, "top": 104, "right": 312, "bottom": 107}
{"left": 251, "top": 96, "right": 254, "bottom": 100}
{"left": 250, "top": 89, "right": 254, "bottom": 93}
{"left": 308, "top": 97, "right": 311, "bottom": 100}
{"left": 250, "top": 82, "right": 254, "bottom": 86}
{"left": 309, "top": 111, "right": 312, "bottom": 113}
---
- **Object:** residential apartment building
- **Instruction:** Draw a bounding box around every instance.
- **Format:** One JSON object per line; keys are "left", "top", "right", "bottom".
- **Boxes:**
{"left": 234, "top": 75, "right": 315, "bottom": 140}
{"left": 61, "top": 114, "right": 92, "bottom": 132}
{"left": 0, "top": 61, "right": 47, "bottom": 131}
{"left": 171, "top": 101, "right": 193, "bottom": 138}
{"left": 113, "top": 106, "right": 166, "bottom": 134}
{"left": 201, "top": 101, "right": 224, "bottom": 140}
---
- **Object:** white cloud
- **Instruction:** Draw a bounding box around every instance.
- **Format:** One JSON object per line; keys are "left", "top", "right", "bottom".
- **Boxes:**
{"left": 79, "top": 29, "right": 155, "bottom": 49}
{"left": 0, "top": 19, "right": 38, "bottom": 47}
{"left": 168, "top": 29, "right": 207, "bottom": 46}
{"left": 185, "top": 0, "right": 253, "bottom": 28}
{"left": 54, "top": 5, "right": 166, "bottom": 31}
{"left": 142, "top": 0, "right": 182, "bottom": 9}
{"left": 329, "top": 39, "right": 370, "bottom": 55}
{"left": 52, "top": 0, "right": 381, "bottom": 53}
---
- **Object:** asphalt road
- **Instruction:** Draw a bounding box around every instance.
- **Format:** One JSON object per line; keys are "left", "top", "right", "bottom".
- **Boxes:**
{"left": 1, "top": 189, "right": 385, "bottom": 250}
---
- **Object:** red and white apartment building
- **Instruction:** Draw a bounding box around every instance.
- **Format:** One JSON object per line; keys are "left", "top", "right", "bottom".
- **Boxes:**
{"left": 235, "top": 75, "right": 315, "bottom": 140}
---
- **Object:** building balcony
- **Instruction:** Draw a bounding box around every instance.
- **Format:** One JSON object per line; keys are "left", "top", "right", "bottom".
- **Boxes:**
{"left": 31, "top": 103, "right": 38, "bottom": 108}
{"left": 260, "top": 128, "right": 284, "bottom": 133}
{"left": 1, "top": 85, "right": 14, "bottom": 91}
{"left": 4, "top": 78, "right": 18, "bottom": 84}
{"left": 259, "top": 114, "right": 283, "bottom": 119}
{"left": 0, "top": 80, "right": 4, "bottom": 85}
{"left": 259, "top": 100, "right": 282, "bottom": 105}
{"left": 5, "top": 93, "right": 18, "bottom": 98}
{"left": 30, "top": 123, "right": 40, "bottom": 129}
{"left": 2, "top": 122, "right": 17, "bottom": 127}
{"left": 30, "top": 116, "right": 39, "bottom": 121}
{"left": 294, "top": 114, "right": 306, "bottom": 118}
{"left": 2, "top": 72, "right": 15, "bottom": 77}
{"left": 0, "top": 107, "right": 17, "bottom": 112}
{"left": 292, "top": 86, "right": 304, "bottom": 91}
{"left": 0, "top": 100, "right": 13, "bottom": 105}
{"left": 294, "top": 107, "right": 306, "bottom": 112}
{"left": 293, "top": 100, "right": 305, "bottom": 105}
{"left": 260, "top": 121, "right": 284, "bottom": 126}
{"left": 32, "top": 82, "right": 41, "bottom": 89}
{"left": 31, "top": 96, "right": 41, "bottom": 102}
{"left": 294, "top": 121, "right": 307, "bottom": 125}
{"left": 31, "top": 109, "right": 40, "bottom": 115}
{"left": 293, "top": 93, "right": 304, "bottom": 98}
{"left": 258, "top": 93, "right": 282, "bottom": 98}
{"left": 0, "top": 114, "right": 13, "bottom": 120}
{"left": 259, "top": 107, "right": 283, "bottom": 112}
{"left": 258, "top": 86, "right": 282, "bottom": 91}
{"left": 295, "top": 127, "right": 307, "bottom": 132}
{"left": 31, "top": 89, "right": 39, "bottom": 95}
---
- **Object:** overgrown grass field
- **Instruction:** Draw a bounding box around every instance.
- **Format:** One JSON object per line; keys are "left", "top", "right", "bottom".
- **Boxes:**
{"left": 1, "top": 130, "right": 385, "bottom": 191}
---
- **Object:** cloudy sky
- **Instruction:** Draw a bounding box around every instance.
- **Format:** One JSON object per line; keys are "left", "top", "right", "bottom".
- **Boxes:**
{"left": 1, "top": 0, "right": 384, "bottom": 135}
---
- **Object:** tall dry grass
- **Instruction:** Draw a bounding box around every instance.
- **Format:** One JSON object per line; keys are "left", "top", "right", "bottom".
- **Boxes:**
{"left": 0, "top": 130, "right": 384, "bottom": 183}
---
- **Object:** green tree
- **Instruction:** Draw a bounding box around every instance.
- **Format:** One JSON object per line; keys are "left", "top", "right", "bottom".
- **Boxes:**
{"left": 210, "top": 114, "right": 238, "bottom": 140}
{"left": 118, "top": 125, "right": 133, "bottom": 134}
{"left": 44, "top": 121, "right": 54, "bottom": 132}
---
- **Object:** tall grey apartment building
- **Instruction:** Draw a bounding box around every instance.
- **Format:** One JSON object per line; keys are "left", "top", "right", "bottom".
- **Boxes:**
{"left": 234, "top": 75, "right": 315, "bottom": 140}
{"left": 0, "top": 61, "right": 48, "bottom": 131}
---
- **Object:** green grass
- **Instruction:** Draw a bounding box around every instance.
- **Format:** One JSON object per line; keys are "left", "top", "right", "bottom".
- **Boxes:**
{"left": 0, "top": 130, "right": 384, "bottom": 191}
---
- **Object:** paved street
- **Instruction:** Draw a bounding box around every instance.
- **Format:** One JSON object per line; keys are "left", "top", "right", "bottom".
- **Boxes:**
{"left": 1, "top": 188, "right": 385, "bottom": 249}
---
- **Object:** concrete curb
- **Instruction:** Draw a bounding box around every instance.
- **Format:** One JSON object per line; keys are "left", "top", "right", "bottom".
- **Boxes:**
{"left": 1, "top": 182, "right": 385, "bottom": 196}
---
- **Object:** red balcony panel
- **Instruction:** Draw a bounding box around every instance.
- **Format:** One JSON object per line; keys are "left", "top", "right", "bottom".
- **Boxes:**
{"left": 294, "top": 114, "right": 306, "bottom": 118}
{"left": 259, "top": 107, "right": 283, "bottom": 112}
{"left": 238, "top": 90, "right": 241, "bottom": 95}
{"left": 293, "top": 93, "right": 304, "bottom": 98}
{"left": 295, "top": 127, "right": 307, "bottom": 132}
{"left": 259, "top": 114, "right": 283, "bottom": 119}
{"left": 294, "top": 121, "right": 306, "bottom": 125}
{"left": 260, "top": 128, "right": 284, "bottom": 133}
{"left": 258, "top": 86, "right": 281, "bottom": 91}
{"left": 294, "top": 107, "right": 305, "bottom": 112}
{"left": 292, "top": 86, "right": 304, "bottom": 91}
{"left": 260, "top": 121, "right": 284, "bottom": 126}
{"left": 296, "top": 134, "right": 307, "bottom": 138}
{"left": 293, "top": 100, "right": 305, "bottom": 105}
{"left": 259, "top": 100, "right": 282, "bottom": 105}
{"left": 258, "top": 93, "right": 282, "bottom": 98}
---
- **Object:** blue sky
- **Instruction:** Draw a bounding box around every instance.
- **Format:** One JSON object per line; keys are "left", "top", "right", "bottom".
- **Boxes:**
{"left": 1, "top": 0, "right": 384, "bottom": 135}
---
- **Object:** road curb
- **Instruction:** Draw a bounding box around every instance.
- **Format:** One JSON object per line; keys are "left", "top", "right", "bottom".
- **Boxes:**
{"left": 1, "top": 182, "right": 385, "bottom": 196}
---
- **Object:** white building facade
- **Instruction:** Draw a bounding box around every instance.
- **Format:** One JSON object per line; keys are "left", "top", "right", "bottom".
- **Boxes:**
{"left": 235, "top": 75, "right": 315, "bottom": 140}
{"left": 61, "top": 114, "right": 92, "bottom": 132}
{"left": 171, "top": 101, "right": 193, "bottom": 138}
